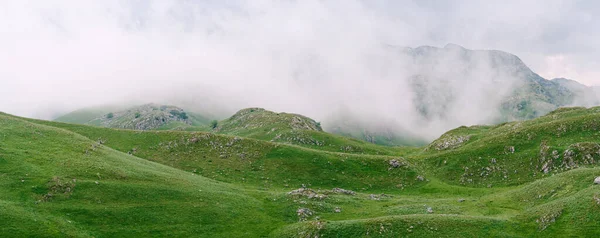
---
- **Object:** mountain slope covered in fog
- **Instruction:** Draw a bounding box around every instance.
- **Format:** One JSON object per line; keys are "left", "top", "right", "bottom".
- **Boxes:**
{"left": 327, "top": 44, "right": 599, "bottom": 145}
{"left": 54, "top": 45, "right": 599, "bottom": 146}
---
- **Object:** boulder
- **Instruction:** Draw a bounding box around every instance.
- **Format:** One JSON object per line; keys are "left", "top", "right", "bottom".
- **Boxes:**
{"left": 594, "top": 177, "right": 600, "bottom": 184}
{"left": 426, "top": 207, "right": 433, "bottom": 213}
{"left": 296, "top": 208, "right": 313, "bottom": 221}
{"left": 388, "top": 158, "right": 407, "bottom": 168}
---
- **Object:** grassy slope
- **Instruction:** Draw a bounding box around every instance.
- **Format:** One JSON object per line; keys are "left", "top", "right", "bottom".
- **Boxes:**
{"left": 54, "top": 107, "right": 117, "bottom": 124}
{"left": 27, "top": 119, "right": 423, "bottom": 192}
{"left": 0, "top": 113, "right": 287, "bottom": 237}
{"left": 416, "top": 106, "right": 600, "bottom": 187}
{"left": 210, "top": 108, "right": 412, "bottom": 155}
{"left": 4, "top": 107, "right": 600, "bottom": 237}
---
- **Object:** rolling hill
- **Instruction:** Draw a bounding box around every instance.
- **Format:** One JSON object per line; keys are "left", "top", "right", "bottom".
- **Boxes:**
{"left": 55, "top": 103, "right": 212, "bottom": 131}
{"left": 4, "top": 106, "right": 600, "bottom": 237}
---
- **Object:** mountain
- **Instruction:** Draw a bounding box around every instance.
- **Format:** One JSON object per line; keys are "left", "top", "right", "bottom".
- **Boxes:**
{"left": 400, "top": 43, "right": 597, "bottom": 120}
{"left": 5, "top": 106, "right": 600, "bottom": 237}
{"left": 327, "top": 44, "right": 599, "bottom": 145}
{"left": 56, "top": 103, "right": 212, "bottom": 130}
{"left": 53, "top": 45, "right": 599, "bottom": 147}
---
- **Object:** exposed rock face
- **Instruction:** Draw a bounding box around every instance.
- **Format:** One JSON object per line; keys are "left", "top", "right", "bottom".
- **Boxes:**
{"left": 538, "top": 141, "right": 600, "bottom": 174}
{"left": 296, "top": 208, "right": 313, "bottom": 221}
{"left": 97, "top": 104, "right": 192, "bottom": 130}
{"left": 561, "top": 143, "right": 600, "bottom": 169}
{"left": 388, "top": 158, "right": 407, "bottom": 168}
{"left": 428, "top": 135, "right": 471, "bottom": 151}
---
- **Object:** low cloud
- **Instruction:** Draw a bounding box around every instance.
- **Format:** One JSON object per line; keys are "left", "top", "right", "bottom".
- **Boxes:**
{"left": 1, "top": 0, "right": 599, "bottom": 140}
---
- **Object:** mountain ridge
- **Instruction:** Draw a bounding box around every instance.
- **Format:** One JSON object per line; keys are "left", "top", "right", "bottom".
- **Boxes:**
{"left": 53, "top": 44, "right": 600, "bottom": 146}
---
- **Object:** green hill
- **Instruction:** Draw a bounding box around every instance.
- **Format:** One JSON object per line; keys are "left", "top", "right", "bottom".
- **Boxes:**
{"left": 4, "top": 106, "right": 600, "bottom": 237}
{"left": 54, "top": 103, "right": 211, "bottom": 131}
{"left": 211, "top": 108, "right": 412, "bottom": 155}
{"left": 0, "top": 113, "right": 283, "bottom": 237}
{"left": 54, "top": 105, "right": 125, "bottom": 124}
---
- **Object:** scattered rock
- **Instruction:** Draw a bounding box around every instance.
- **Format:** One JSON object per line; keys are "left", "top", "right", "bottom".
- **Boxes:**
{"left": 94, "top": 181, "right": 99, "bottom": 185}
{"left": 551, "top": 150, "right": 560, "bottom": 159}
{"left": 594, "top": 177, "right": 600, "bottom": 184}
{"left": 334, "top": 207, "right": 341, "bottom": 213}
{"left": 506, "top": 146, "right": 515, "bottom": 153}
{"left": 490, "top": 158, "right": 496, "bottom": 164}
{"left": 562, "top": 149, "right": 576, "bottom": 168}
{"left": 296, "top": 208, "right": 313, "bottom": 221}
{"left": 331, "top": 188, "right": 356, "bottom": 195}
{"left": 541, "top": 162, "right": 551, "bottom": 174}
{"left": 416, "top": 175, "right": 425, "bottom": 181}
{"left": 536, "top": 210, "right": 562, "bottom": 231}
{"left": 288, "top": 188, "right": 327, "bottom": 200}
{"left": 426, "top": 207, "right": 433, "bottom": 213}
{"left": 388, "top": 159, "right": 406, "bottom": 168}
{"left": 369, "top": 194, "right": 380, "bottom": 200}
{"left": 458, "top": 198, "right": 465, "bottom": 202}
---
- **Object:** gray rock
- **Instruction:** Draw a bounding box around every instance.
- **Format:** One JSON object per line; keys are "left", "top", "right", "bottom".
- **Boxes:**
{"left": 288, "top": 188, "right": 327, "bottom": 200}
{"left": 542, "top": 162, "right": 551, "bottom": 174}
{"left": 426, "top": 207, "right": 433, "bottom": 213}
{"left": 594, "top": 177, "right": 600, "bottom": 184}
{"left": 296, "top": 208, "right": 313, "bottom": 221}
{"left": 331, "top": 188, "right": 356, "bottom": 195}
{"left": 389, "top": 159, "right": 401, "bottom": 168}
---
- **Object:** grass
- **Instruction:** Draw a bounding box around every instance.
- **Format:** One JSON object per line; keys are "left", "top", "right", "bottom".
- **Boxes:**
{"left": 3, "top": 106, "right": 600, "bottom": 237}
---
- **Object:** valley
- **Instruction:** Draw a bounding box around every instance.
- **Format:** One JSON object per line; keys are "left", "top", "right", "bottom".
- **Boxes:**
{"left": 3, "top": 106, "right": 600, "bottom": 237}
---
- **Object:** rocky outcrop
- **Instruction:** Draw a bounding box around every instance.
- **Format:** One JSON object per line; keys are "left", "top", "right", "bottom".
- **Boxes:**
{"left": 97, "top": 104, "right": 192, "bottom": 130}
{"left": 427, "top": 135, "right": 471, "bottom": 151}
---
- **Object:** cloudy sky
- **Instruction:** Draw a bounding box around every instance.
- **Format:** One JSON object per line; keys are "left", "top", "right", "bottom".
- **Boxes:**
{"left": 1, "top": 0, "right": 599, "bottom": 130}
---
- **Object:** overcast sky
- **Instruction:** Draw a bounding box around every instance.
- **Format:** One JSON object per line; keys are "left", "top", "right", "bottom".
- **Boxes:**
{"left": 1, "top": 0, "right": 599, "bottom": 124}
